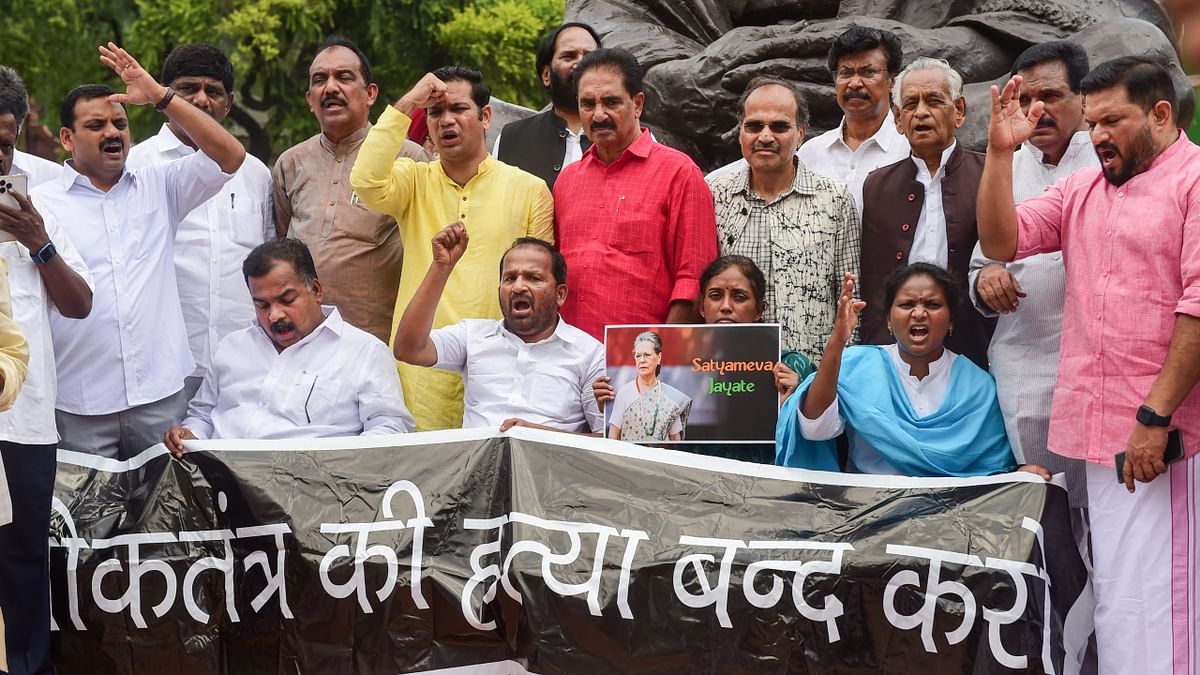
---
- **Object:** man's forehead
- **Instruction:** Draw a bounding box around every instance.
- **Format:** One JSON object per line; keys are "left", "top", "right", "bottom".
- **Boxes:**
{"left": 838, "top": 48, "right": 887, "bottom": 69}
{"left": 172, "top": 74, "right": 227, "bottom": 89}
{"left": 438, "top": 81, "right": 478, "bottom": 106}
{"left": 502, "top": 245, "right": 552, "bottom": 270}
{"left": 1018, "top": 62, "right": 1071, "bottom": 90}
{"left": 578, "top": 66, "right": 627, "bottom": 95}
{"left": 555, "top": 27, "right": 598, "bottom": 54}
{"left": 309, "top": 46, "right": 362, "bottom": 76}
{"left": 901, "top": 71, "right": 952, "bottom": 97}
{"left": 74, "top": 98, "right": 127, "bottom": 121}
{"left": 0, "top": 113, "right": 17, "bottom": 138}
{"left": 744, "top": 85, "right": 797, "bottom": 116}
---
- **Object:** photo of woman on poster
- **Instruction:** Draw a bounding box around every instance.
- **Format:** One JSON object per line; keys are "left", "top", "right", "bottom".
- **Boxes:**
{"left": 607, "top": 331, "right": 692, "bottom": 441}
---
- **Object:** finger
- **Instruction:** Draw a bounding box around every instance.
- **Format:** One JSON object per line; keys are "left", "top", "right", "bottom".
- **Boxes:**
{"left": 108, "top": 93, "right": 131, "bottom": 104}
{"left": 499, "top": 419, "right": 516, "bottom": 431}
{"left": 1125, "top": 463, "right": 1136, "bottom": 492}
{"left": 1027, "top": 100, "right": 1045, "bottom": 126}
{"left": 1012, "top": 278, "right": 1027, "bottom": 298}
{"left": 1154, "top": 459, "right": 1168, "bottom": 476}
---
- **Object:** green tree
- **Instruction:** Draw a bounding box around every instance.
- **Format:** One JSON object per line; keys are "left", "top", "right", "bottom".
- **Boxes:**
{"left": 437, "top": 0, "right": 564, "bottom": 108}
{"left": 2, "top": 0, "right": 565, "bottom": 162}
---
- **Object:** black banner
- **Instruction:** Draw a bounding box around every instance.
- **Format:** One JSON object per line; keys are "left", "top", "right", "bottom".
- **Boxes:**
{"left": 49, "top": 430, "right": 1092, "bottom": 673}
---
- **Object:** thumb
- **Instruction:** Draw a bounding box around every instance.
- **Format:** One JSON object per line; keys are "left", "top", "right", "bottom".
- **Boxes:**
{"left": 108, "top": 93, "right": 130, "bottom": 104}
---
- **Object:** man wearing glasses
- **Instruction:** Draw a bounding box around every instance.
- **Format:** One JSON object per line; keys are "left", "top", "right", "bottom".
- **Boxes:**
{"left": 707, "top": 77, "right": 860, "bottom": 366}
{"left": 706, "top": 26, "right": 909, "bottom": 216}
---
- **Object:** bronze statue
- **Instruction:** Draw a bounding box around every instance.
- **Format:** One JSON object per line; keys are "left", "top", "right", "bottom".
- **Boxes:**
{"left": 567, "top": 0, "right": 1191, "bottom": 170}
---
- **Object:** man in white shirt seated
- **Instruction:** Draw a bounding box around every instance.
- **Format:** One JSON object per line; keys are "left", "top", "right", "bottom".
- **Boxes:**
{"left": 394, "top": 223, "right": 604, "bottom": 433}
{"left": 164, "top": 238, "right": 414, "bottom": 455}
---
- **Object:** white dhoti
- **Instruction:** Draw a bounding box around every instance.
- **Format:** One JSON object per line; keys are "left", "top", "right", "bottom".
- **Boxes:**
{"left": 1087, "top": 455, "right": 1199, "bottom": 675}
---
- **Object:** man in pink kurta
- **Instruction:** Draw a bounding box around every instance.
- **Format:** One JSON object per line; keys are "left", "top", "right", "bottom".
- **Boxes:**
{"left": 978, "top": 57, "right": 1200, "bottom": 675}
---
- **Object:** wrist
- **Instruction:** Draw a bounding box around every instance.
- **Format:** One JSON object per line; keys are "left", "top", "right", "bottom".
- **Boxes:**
{"left": 1136, "top": 404, "right": 1172, "bottom": 427}
{"left": 394, "top": 97, "right": 419, "bottom": 116}
{"left": 154, "top": 86, "right": 175, "bottom": 112}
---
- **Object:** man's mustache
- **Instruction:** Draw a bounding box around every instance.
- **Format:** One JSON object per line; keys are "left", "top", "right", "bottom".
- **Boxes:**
{"left": 270, "top": 320, "right": 295, "bottom": 334}
{"left": 752, "top": 141, "right": 781, "bottom": 153}
{"left": 322, "top": 93, "right": 348, "bottom": 107}
{"left": 1036, "top": 115, "right": 1057, "bottom": 129}
{"left": 843, "top": 89, "right": 871, "bottom": 101}
{"left": 590, "top": 120, "right": 616, "bottom": 132}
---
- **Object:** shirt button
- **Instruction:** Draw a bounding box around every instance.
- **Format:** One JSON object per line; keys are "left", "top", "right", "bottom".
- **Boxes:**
{"left": 901, "top": 223, "right": 910, "bottom": 232}
{"left": 906, "top": 193, "right": 915, "bottom": 201}
{"left": 328, "top": 201, "right": 335, "bottom": 206}
{"left": 333, "top": 179, "right": 339, "bottom": 185}
{"left": 1117, "top": 192, "right": 1125, "bottom": 198}
{"left": 895, "top": 251, "right": 903, "bottom": 260}
{"left": 462, "top": 196, "right": 468, "bottom": 201}
{"left": 553, "top": 164, "right": 561, "bottom": 171}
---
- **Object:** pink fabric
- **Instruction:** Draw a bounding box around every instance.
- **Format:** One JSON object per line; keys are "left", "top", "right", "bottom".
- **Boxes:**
{"left": 553, "top": 131, "right": 717, "bottom": 340}
{"left": 1014, "top": 132, "right": 1200, "bottom": 465}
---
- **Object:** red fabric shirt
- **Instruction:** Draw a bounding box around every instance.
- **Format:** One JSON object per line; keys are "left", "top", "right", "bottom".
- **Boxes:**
{"left": 553, "top": 131, "right": 717, "bottom": 340}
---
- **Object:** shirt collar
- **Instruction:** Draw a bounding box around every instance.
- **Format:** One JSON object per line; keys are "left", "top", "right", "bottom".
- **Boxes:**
{"left": 435, "top": 153, "right": 495, "bottom": 187}
{"left": 584, "top": 128, "right": 654, "bottom": 165}
{"left": 911, "top": 140, "right": 957, "bottom": 180}
{"left": 884, "top": 342, "right": 955, "bottom": 382}
{"left": 61, "top": 159, "right": 132, "bottom": 192}
{"left": 823, "top": 109, "right": 901, "bottom": 151}
{"left": 253, "top": 305, "right": 344, "bottom": 351}
{"left": 488, "top": 314, "right": 581, "bottom": 346}
{"left": 733, "top": 157, "right": 820, "bottom": 199}
{"left": 319, "top": 124, "right": 371, "bottom": 155}
{"left": 152, "top": 122, "right": 193, "bottom": 156}
{"left": 1023, "top": 129, "right": 1091, "bottom": 165}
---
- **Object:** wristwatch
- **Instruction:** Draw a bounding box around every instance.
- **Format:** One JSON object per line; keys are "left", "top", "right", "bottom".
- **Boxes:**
{"left": 30, "top": 241, "right": 57, "bottom": 265}
{"left": 1136, "top": 404, "right": 1171, "bottom": 427}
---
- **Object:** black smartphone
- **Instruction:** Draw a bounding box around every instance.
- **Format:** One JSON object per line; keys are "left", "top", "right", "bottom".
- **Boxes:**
{"left": 1115, "top": 429, "right": 1186, "bottom": 483}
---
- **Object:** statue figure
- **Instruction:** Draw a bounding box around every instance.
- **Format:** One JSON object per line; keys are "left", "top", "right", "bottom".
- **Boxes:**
{"left": 567, "top": 0, "right": 1191, "bottom": 170}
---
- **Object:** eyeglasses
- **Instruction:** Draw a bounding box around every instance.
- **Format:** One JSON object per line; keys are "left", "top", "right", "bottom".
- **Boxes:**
{"left": 835, "top": 66, "right": 884, "bottom": 82}
{"left": 741, "top": 121, "right": 795, "bottom": 134}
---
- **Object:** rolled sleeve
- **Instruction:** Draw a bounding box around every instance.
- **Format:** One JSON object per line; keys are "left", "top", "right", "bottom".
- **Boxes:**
{"left": 430, "top": 322, "right": 470, "bottom": 373}
{"left": 1178, "top": 195, "right": 1200, "bottom": 318}
{"left": 349, "top": 106, "right": 417, "bottom": 215}
{"left": 797, "top": 395, "right": 845, "bottom": 441}
{"left": 359, "top": 342, "right": 416, "bottom": 434}
{"left": 181, "top": 371, "right": 217, "bottom": 440}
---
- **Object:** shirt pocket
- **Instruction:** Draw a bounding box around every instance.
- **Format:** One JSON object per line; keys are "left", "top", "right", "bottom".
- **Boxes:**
{"left": 222, "top": 199, "right": 268, "bottom": 247}
{"left": 526, "top": 363, "right": 581, "bottom": 422}
{"left": 278, "top": 371, "right": 346, "bottom": 426}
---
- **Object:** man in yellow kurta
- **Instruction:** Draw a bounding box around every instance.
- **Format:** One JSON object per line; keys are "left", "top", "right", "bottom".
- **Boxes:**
{"left": 0, "top": 256, "right": 31, "bottom": 668}
{"left": 351, "top": 67, "right": 554, "bottom": 430}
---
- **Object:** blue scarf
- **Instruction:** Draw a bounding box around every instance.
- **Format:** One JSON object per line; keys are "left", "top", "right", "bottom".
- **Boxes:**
{"left": 776, "top": 346, "right": 1016, "bottom": 477}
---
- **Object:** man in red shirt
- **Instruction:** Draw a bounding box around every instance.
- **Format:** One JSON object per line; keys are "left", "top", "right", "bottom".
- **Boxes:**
{"left": 553, "top": 48, "right": 717, "bottom": 340}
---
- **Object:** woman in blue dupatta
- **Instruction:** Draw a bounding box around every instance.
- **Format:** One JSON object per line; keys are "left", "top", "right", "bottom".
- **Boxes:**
{"left": 777, "top": 263, "right": 1050, "bottom": 479}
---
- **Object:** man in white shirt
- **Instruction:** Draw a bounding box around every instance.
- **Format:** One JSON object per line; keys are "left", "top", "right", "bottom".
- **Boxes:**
{"left": 164, "top": 238, "right": 414, "bottom": 453}
{"left": 394, "top": 224, "right": 604, "bottom": 432}
{"left": 706, "top": 26, "right": 910, "bottom": 215}
{"left": 0, "top": 64, "right": 94, "bottom": 675}
{"left": 127, "top": 43, "right": 273, "bottom": 402}
{"left": 968, "top": 41, "right": 1097, "bottom": 511}
{"left": 33, "top": 43, "right": 245, "bottom": 460}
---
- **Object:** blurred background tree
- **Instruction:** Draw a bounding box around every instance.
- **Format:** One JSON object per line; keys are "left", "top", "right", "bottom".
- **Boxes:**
{"left": 2, "top": 0, "right": 563, "bottom": 162}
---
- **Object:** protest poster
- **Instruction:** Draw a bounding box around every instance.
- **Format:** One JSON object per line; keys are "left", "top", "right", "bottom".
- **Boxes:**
{"left": 49, "top": 429, "right": 1091, "bottom": 674}
{"left": 602, "top": 324, "right": 780, "bottom": 444}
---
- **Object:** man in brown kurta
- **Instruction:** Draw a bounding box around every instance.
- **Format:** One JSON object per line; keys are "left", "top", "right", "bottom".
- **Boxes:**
{"left": 272, "top": 37, "right": 431, "bottom": 343}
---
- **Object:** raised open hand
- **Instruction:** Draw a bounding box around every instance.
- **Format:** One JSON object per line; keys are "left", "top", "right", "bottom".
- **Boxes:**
{"left": 830, "top": 273, "right": 866, "bottom": 347}
{"left": 431, "top": 222, "right": 468, "bottom": 267}
{"left": 98, "top": 42, "right": 166, "bottom": 106}
{"left": 988, "top": 75, "right": 1044, "bottom": 154}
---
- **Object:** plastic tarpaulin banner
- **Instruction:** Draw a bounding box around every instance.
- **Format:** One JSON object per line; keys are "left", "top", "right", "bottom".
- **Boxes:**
{"left": 49, "top": 428, "right": 1092, "bottom": 674}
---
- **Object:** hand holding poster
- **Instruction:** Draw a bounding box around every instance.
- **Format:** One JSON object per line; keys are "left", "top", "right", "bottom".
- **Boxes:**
{"left": 603, "top": 324, "right": 780, "bottom": 443}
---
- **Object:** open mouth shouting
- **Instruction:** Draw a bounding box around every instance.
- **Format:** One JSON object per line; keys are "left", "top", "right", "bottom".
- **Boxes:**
{"left": 907, "top": 323, "right": 931, "bottom": 345}
{"left": 508, "top": 294, "right": 533, "bottom": 318}
{"left": 100, "top": 137, "right": 124, "bottom": 160}
{"left": 1095, "top": 142, "right": 1120, "bottom": 171}
{"left": 439, "top": 128, "right": 461, "bottom": 148}
{"left": 321, "top": 94, "right": 348, "bottom": 111}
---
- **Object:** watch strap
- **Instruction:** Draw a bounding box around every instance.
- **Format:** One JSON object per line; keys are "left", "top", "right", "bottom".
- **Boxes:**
{"left": 1137, "top": 404, "right": 1172, "bottom": 427}
{"left": 155, "top": 87, "right": 176, "bottom": 113}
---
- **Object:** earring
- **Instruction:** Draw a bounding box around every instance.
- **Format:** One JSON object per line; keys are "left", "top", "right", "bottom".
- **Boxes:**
{"left": 948, "top": 327, "right": 954, "bottom": 336}
{"left": 887, "top": 325, "right": 893, "bottom": 336}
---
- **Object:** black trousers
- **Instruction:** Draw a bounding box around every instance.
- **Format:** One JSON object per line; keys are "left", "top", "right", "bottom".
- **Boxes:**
{"left": 0, "top": 442, "right": 56, "bottom": 675}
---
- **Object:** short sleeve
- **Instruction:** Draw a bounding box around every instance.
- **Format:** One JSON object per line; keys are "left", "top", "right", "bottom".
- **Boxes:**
{"left": 430, "top": 321, "right": 471, "bottom": 373}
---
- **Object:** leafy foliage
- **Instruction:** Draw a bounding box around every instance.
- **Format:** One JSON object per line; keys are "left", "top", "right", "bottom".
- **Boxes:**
{"left": 2, "top": 0, "right": 563, "bottom": 161}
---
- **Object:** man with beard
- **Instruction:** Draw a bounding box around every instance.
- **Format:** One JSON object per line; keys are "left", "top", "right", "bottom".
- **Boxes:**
{"left": 858, "top": 58, "right": 992, "bottom": 369}
{"left": 351, "top": 67, "right": 554, "bottom": 431}
{"left": 394, "top": 223, "right": 603, "bottom": 432}
{"left": 163, "top": 238, "right": 413, "bottom": 455}
{"left": 127, "top": 44, "right": 273, "bottom": 403}
{"left": 554, "top": 48, "right": 717, "bottom": 340}
{"left": 494, "top": 23, "right": 601, "bottom": 190}
{"left": 708, "top": 26, "right": 909, "bottom": 217}
{"left": 967, "top": 41, "right": 1096, "bottom": 517}
{"left": 708, "top": 76, "right": 858, "bottom": 365}
{"left": 978, "top": 56, "right": 1200, "bottom": 674}
{"left": 32, "top": 43, "right": 244, "bottom": 460}
{"left": 272, "top": 37, "right": 431, "bottom": 345}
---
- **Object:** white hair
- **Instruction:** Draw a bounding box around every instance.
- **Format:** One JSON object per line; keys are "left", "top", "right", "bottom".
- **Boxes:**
{"left": 891, "top": 57, "right": 964, "bottom": 108}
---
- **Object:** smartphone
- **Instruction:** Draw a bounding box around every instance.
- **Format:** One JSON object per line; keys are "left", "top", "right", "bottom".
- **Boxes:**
{"left": 1115, "top": 428, "right": 1186, "bottom": 483}
{"left": 0, "top": 174, "right": 28, "bottom": 244}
